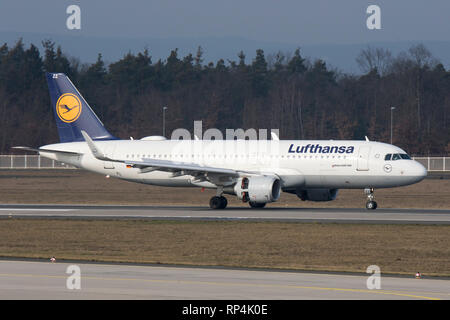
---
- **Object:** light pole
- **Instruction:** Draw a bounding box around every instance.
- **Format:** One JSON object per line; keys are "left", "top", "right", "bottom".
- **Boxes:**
{"left": 390, "top": 107, "right": 396, "bottom": 144}
{"left": 162, "top": 106, "right": 168, "bottom": 137}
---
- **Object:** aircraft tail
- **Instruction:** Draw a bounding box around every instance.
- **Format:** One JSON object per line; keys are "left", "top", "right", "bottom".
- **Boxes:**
{"left": 46, "top": 72, "right": 117, "bottom": 143}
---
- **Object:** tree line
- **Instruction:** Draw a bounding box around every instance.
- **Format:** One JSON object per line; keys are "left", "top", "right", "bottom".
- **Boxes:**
{"left": 0, "top": 39, "right": 449, "bottom": 155}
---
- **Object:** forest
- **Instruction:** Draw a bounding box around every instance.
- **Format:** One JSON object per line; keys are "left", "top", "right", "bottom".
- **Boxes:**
{"left": 0, "top": 39, "right": 449, "bottom": 155}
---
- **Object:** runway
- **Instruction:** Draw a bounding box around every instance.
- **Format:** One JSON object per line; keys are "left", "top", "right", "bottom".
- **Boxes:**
{"left": 0, "top": 204, "right": 449, "bottom": 224}
{"left": 0, "top": 260, "right": 448, "bottom": 300}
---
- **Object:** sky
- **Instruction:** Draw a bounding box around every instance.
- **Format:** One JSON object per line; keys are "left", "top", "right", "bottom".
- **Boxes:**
{"left": 0, "top": 1, "right": 449, "bottom": 71}
{"left": 1, "top": 0, "right": 449, "bottom": 44}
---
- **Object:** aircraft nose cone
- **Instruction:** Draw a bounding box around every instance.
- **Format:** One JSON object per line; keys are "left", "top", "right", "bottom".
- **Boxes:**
{"left": 414, "top": 162, "right": 427, "bottom": 182}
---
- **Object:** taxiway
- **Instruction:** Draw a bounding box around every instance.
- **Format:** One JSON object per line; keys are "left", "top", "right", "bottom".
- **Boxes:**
{"left": 0, "top": 260, "right": 448, "bottom": 300}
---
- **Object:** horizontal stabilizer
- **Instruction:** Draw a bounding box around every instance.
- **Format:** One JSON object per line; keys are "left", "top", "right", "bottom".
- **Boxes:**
{"left": 11, "top": 146, "right": 81, "bottom": 155}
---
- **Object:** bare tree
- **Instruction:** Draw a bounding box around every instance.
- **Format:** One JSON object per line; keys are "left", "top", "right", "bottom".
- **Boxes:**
{"left": 407, "top": 44, "right": 440, "bottom": 131}
{"left": 408, "top": 44, "right": 439, "bottom": 69}
{"left": 356, "top": 46, "right": 393, "bottom": 75}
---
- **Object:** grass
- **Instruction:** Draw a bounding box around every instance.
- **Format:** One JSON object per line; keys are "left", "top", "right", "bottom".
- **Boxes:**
{"left": 1, "top": 170, "right": 449, "bottom": 208}
{"left": 0, "top": 219, "right": 449, "bottom": 276}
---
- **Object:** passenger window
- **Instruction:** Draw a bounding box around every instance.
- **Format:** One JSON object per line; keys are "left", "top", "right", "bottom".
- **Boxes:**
{"left": 384, "top": 154, "right": 391, "bottom": 161}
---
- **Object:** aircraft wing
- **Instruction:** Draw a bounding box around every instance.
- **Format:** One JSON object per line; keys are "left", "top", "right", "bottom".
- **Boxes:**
{"left": 81, "top": 130, "right": 258, "bottom": 184}
{"left": 125, "top": 158, "right": 240, "bottom": 177}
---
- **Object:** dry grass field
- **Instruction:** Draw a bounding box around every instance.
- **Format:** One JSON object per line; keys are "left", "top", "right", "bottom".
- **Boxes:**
{"left": 0, "top": 170, "right": 449, "bottom": 208}
{"left": 0, "top": 219, "right": 449, "bottom": 276}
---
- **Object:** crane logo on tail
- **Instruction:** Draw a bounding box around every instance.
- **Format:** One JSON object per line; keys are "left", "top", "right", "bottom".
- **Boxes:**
{"left": 56, "top": 93, "right": 82, "bottom": 123}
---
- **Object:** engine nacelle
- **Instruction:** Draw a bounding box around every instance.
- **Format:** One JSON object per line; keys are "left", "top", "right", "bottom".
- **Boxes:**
{"left": 296, "top": 189, "right": 338, "bottom": 202}
{"left": 232, "top": 176, "right": 281, "bottom": 203}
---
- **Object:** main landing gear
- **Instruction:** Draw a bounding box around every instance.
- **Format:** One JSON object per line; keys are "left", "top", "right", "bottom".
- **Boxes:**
{"left": 209, "top": 196, "right": 228, "bottom": 209}
{"left": 364, "top": 188, "right": 377, "bottom": 210}
{"left": 210, "top": 187, "right": 228, "bottom": 209}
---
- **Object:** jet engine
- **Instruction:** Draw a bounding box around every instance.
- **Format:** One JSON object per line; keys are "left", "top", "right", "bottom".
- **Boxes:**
{"left": 296, "top": 189, "right": 338, "bottom": 202}
{"left": 230, "top": 176, "right": 281, "bottom": 204}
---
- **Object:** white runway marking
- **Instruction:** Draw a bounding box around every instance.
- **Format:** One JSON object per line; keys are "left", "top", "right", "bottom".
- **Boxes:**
{"left": 0, "top": 208, "right": 76, "bottom": 212}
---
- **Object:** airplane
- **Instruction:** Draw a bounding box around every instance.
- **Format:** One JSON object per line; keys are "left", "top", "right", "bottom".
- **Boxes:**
{"left": 13, "top": 73, "right": 427, "bottom": 210}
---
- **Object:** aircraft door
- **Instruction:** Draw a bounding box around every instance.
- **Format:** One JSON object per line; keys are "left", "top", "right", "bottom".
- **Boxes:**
{"left": 103, "top": 143, "right": 116, "bottom": 169}
{"left": 357, "top": 146, "right": 371, "bottom": 171}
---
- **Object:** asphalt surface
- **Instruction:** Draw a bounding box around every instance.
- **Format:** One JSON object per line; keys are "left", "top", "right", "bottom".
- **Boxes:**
{"left": 0, "top": 260, "right": 448, "bottom": 300}
{"left": 0, "top": 204, "right": 449, "bottom": 224}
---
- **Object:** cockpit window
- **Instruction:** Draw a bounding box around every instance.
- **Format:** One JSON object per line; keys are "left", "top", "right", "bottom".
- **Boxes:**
{"left": 385, "top": 153, "right": 412, "bottom": 161}
{"left": 400, "top": 154, "right": 411, "bottom": 160}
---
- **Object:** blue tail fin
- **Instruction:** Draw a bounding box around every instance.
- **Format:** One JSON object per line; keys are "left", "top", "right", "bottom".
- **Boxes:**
{"left": 46, "top": 72, "right": 117, "bottom": 143}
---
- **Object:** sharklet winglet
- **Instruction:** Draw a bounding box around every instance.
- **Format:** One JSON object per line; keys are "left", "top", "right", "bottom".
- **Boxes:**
{"left": 81, "top": 130, "right": 112, "bottom": 161}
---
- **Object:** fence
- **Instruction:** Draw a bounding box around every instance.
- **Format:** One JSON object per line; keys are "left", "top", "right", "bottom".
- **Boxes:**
{"left": 0, "top": 154, "right": 448, "bottom": 171}
{"left": 412, "top": 157, "right": 449, "bottom": 172}
{"left": 0, "top": 155, "right": 75, "bottom": 169}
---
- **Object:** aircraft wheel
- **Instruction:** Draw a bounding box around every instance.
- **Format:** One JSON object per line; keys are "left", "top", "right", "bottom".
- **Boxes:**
{"left": 219, "top": 196, "right": 228, "bottom": 209}
{"left": 366, "top": 201, "right": 377, "bottom": 210}
{"left": 210, "top": 196, "right": 227, "bottom": 209}
{"left": 249, "top": 202, "right": 266, "bottom": 208}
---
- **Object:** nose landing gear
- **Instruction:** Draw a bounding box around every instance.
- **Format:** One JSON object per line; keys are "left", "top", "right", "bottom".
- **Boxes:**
{"left": 364, "top": 188, "right": 377, "bottom": 210}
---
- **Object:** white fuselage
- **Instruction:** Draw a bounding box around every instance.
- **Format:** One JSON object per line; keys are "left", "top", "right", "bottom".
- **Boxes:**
{"left": 39, "top": 139, "right": 427, "bottom": 191}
